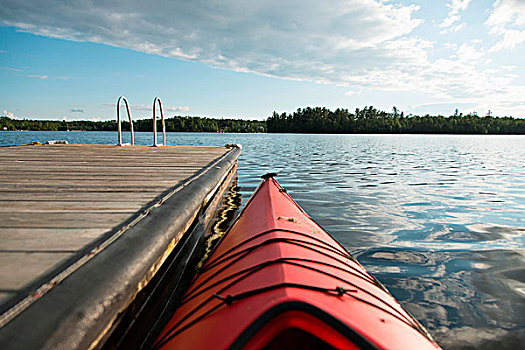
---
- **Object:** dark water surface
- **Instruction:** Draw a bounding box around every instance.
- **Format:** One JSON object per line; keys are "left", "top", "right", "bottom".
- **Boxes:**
{"left": 1, "top": 131, "right": 524, "bottom": 349}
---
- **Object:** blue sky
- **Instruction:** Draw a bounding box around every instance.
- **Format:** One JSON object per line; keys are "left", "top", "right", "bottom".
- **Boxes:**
{"left": 1, "top": 0, "right": 524, "bottom": 120}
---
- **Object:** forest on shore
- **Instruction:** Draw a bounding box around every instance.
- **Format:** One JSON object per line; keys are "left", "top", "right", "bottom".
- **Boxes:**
{"left": 0, "top": 115, "right": 266, "bottom": 133}
{"left": 1, "top": 106, "right": 524, "bottom": 134}
{"left": 267, "top": 107, "right": 525, "bottom": 134}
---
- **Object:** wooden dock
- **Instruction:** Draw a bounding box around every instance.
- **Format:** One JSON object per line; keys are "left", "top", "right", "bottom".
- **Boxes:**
{"left": 0, "top": 143, "right": 241, "bottom": 348}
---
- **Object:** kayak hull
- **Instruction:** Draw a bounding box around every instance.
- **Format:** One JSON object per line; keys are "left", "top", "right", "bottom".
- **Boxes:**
{"left": 153, "top": 177, "right": 440, "bottom": 350}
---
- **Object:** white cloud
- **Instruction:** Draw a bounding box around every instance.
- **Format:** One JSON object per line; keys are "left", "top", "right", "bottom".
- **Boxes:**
{"left": 439, "top": 0, "right": 471, "bottom": 29}
{"left": 486, "top": 0, "right": 525, "bottom": 51}
{"left": 345, "top": 89, "right": 362, "bottom": 97}
{"left": 2, "top": 109, "right": 16, "bottom": 118}
{"left": 0, "top": 1, "right": 422, "bottom": 80}
{"left": 486, "top": 0, "right": 525, "bottom": 32}
{"left": 165, "top": 106, "right": 190, "bottom": 112}
{"left": 456, "top": 44, "right": 484, "bottom": 62}
{"left": 441, "top": 14, "right": 461, "bottom": 28}
{"left": 440, "top": 22, "right": 467, "bottom": 34}
{"left": 449, "top": 0, "right": 472, "bottom": 14}
{"left": 490, "top": 28, "right": 525, "bottom": 51}
{"left": 106, "top": 103, "right": 190, "bottom": 113}
{"left": 1, "top": 66, "right": 69, "bottom": 79}
{"left": 128, "top": 104, "right": 153, "bottom": 111}
{"left": 0, "top": 66, "right": 22, "bottom": 72}
{"left": 27, "top": 74, "right": 48, "bottom": 79}
{"left": 1, "top": 1, "right": 524, "bottom": 115}
{"left": 131, "top": 104, "right": 189, "bottom": 113}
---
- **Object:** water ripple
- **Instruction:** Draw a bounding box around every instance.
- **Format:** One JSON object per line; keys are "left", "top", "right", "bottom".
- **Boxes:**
{"left": 1, "top": 131, "right": 524, "bottom": 349}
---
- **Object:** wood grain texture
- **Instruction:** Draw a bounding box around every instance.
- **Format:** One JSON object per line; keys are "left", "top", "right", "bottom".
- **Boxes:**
{"left": 0, "top": 252, "right": 73, "bottom": 290}
{"left": 0, "top": 144, "right": 229, "bottom": 295}
{"left": 0, "top": 228, "right": 107, "bottom": 251}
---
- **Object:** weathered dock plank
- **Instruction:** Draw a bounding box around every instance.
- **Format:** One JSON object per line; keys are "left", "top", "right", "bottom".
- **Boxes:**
{"left": 0, "top": 143, "right": 228, "bottom": 289}
{"left": 0, "top": 252, "right": 73, "bottom": 290}
{"left": 0, "top": 192, "right": 159, "bottom": 201}
{"left": 0, "top": 201, "right": 143, "bottom": 212}
{"left": 0, "top": 212, "right": 136, "bottom": 228}
{"left": 0, "top": 228, "right": 107, "bottom": 251}
{"left": 0, "top": 143, "right": 241, "bottom": 349}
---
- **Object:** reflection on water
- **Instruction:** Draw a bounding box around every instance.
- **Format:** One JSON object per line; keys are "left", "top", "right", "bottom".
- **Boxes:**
{"left": 1, "top": 131, "right": 524, "bottom": 349}
{"left": 360, "top": 247, "right": 525, "bottom": 349}
{"left": 198, "top": 179, "right": 242, "bottom": 269}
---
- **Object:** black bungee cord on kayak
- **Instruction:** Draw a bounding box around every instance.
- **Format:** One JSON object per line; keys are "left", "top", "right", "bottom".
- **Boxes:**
{"left": 197, "top": 229, "right": 378, "bottom": 286}
{"left": 152, "top": 255, "right": 432, "bottom": 350}
{"left": 202, "top": 227, "right": 357, "bottom": 269}
{"left": 183, "top": 251, "right": 415, "bottom": 324}
{"left": 152, "top": 176, "right": 434, "bottom": 349}
{"left": 152, "top": 242, "right": 431, "bottom": 350}
{"left": 181, "top": 235, "right": 382, "bottom": 306}
{"left": 182, "top": 256, "right": 378, "bottom": 307}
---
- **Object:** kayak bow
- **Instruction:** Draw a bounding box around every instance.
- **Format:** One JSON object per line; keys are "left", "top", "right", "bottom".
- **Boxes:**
{"left": 153, "top": 175, "right": 441, "bottom": 349}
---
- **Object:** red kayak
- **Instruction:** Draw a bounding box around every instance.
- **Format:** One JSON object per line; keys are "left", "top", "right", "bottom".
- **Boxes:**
{"left": 153, "top": 175, "right": 441, "bottom": 349}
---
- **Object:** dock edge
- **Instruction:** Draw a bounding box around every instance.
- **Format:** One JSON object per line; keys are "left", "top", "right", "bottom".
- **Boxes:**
{"left": 0, "top": 146, "right": 241, "bottom": 349}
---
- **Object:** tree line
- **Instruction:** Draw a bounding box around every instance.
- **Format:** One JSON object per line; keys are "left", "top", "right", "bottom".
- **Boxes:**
{"left": 2, "top": 107, "right": 524, "bottom": 134}
{"left": 267, "top": 107, "right": 525, "bottom": 134}
{"left": 0, "top": 116, "right": 266, "bottom": 133}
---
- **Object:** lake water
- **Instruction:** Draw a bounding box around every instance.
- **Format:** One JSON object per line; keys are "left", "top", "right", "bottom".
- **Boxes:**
{"left": 1, "top": 131, "right": 524, "bottom": 349}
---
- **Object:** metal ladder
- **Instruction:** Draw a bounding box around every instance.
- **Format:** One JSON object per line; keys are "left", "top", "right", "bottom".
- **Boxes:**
{"left": 116, "top": 96, "right": 134, "bottom": 146}
{"left": 116, "top": 96, "right": 167, "bottom": 146}
{"left": 152, "top": 97, "right": 166, "bottom": 147}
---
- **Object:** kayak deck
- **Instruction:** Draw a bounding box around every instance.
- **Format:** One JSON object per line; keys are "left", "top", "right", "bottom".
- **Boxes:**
{"left": 153, "top": 176, "right": 440, "bottom": 349}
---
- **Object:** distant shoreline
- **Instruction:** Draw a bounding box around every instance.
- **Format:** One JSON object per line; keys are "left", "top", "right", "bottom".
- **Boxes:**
{"left": 0, "top": 116, "right": 266, "bottom": 133}
{"left": 3, "top": 129, "right": 524, "bottom": 135}
{"left": 2, "top": 106, "right": 525, "bottom": 135}
{"left": 267, "top": 107, "right": 525, "bottom": 135}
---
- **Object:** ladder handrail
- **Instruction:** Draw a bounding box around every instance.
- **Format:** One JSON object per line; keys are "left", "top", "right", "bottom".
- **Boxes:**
{"left": 152, "top": 97, "right": 166, "bottom": 146}
{"left": 116, "top": 96, "right": 134, "bottom": 146}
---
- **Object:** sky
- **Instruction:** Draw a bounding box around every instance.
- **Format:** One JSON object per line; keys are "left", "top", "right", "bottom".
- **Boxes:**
{"left": 1, "top": 0, "right": 524, "bottom": 121}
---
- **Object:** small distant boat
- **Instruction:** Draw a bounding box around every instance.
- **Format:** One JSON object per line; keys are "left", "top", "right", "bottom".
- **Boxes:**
{"left": 153, "top": 174, "right": 441, "bottom": 349}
